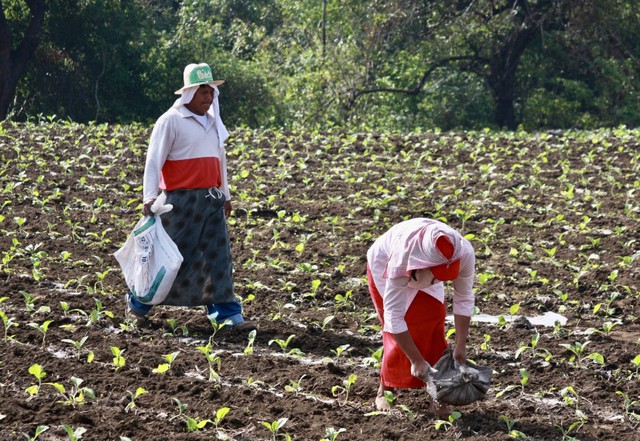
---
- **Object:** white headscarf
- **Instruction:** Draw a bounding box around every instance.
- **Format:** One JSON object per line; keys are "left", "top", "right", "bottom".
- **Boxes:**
{"left": 383, "top": 219, "right": 463, "bottom": 279}
{"left": 172, "top": 84, "right": 229, "bottom": 145}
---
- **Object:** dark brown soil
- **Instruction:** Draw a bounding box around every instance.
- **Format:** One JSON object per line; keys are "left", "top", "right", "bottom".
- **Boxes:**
{"left": 0, "top": 122, "right": 639, "bottom": 440}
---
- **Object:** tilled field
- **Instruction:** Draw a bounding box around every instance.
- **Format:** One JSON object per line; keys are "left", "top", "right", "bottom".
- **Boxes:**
{"left": 0, "top": 122, "right": 639, "bottom": 440}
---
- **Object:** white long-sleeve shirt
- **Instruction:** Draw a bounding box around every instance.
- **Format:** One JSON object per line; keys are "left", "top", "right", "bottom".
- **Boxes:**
{"left": 367, "top": 218, "right": 475, "bottom": 334}
{"left": 143, "top": 105, "right": 230, "bottom": 202}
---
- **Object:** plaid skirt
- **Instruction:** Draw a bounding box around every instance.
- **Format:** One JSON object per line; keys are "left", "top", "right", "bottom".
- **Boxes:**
{"left": 159, "top": 188, "right": 236, "bottom": 306}
{"left": 367, "top": 266, "right": 448, "bottom": 389}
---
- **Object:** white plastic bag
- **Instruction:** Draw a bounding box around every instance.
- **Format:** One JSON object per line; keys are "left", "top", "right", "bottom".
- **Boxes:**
{"left": 113, "top": 194, "right": 183, "bottom": 305}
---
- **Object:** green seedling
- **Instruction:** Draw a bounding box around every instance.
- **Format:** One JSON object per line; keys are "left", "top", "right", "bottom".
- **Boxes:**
{"left": 61, "top": 336, "right": 93, "bottom": 362}
{"left": 213, "top": 407, "right": 231, "bottom": 436}
{"left": 46, "top": 376, "right": 95, "bottom": 407}
{"left": 284, "top": 375, "right": 306, "bottom": 395}
{"left": 318, "top": 315, "right": 335, "bottom": 332}
{"left": 331, "top": 374, "right": 357, "bottom": 404}
{"left": 306, "top": 279, "right": 322, "bottom": 298}
{"left": 515, "top": 331, "right": 551, "bottom": 360}
{"left": 631, "top": 354, "right": 640, "bottom": 378}
{"left": 111, "top": 346, "right": 126, "bottom": 371}
{"left": 21, "top": 291, "right": 36, "bottom": 312}
{"left": 164, "top": 318, "right": 189, "bottom": 336}
{"left": 334, "top": 290, "right": 355, "bottom": 309}
{"left": 261, "top": 417, "right": 290, "bottom": 441}
{"left": 496, "top": 368, "right": 529, "bottom": 397}
{"left": 196, "top": 342, "right": 222, "bottom": 382}
{"left": 320, "top": 427, "right": 347, "bottom": 441}
{"left": 587, "top": 320, "right": 621, "bottom": 336}
{"left": 170, "top": 397, "right": 188, "bottom": 421}
{"left": 87, "top": 299, "right": 114, "bottom": 325}
{"left": 0, "top": 311, "right": 19, "bottom": 341}
{"left": 60, "top": 301, "right": 70, "bottom": 316}
{"left": 555, "top": 417, "right": 586, "bottom": 441}
{"left": 153, "top": 351, "right": 180, "bottom": 374}
{"left": 480, "top": 334, "right": 492, "bottom": 351}
{"left": 499, "top": 415, "right": 527, "bottom": 439}
{"left": 244, "top": 329, "right": 257, "bottom": 355}
{"left": 434, "top": 411, "right": 462, "bottom": 431}
{"left": 593, "top": 292, "right": 619, "bottom": 318}
{"left": 270, "top": 300, "right": 296, "bottom": 320}
{"left": 615, "top": 391, "right": 640, "bottom": 422}
{"left": 62, "top": 423, "right": 87, "bottom": 440}
{"left": 22, "top": 425, "right": 49, "bottom": 441}
{"left": 269, "top": 334, "right": 296, "bottom": 352}
{"left": 27, "top": 320, "right": 53, "bottom": 346}
{"left": 25, "top": 364, "right": 47, "bottom": 398}
{"left": 125, "top": 387, "right": 148, "bottom": 413}
{"left": 170, "top": 398, "right": 211, "bottom": 432}
{"left": 559, "top": 340, "right": 604, "bottom": 367}
{"left": 208, "top": 319, "right": 232, "bottom": 340}
{"left": 330, "top": 344, "right": 352, "bottom": 360}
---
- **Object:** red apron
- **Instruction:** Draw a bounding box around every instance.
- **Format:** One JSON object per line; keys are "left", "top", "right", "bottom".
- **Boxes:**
{"left": 367, "top": 265, "right": 448, "bottom": 389}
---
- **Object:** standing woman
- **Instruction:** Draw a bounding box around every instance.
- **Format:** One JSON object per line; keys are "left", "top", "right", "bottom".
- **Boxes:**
{"left": 125, "top": 63, "right": 255, "bottom": 334}
{"left": 366, "top": 218, "right": 475, "bottom": 415}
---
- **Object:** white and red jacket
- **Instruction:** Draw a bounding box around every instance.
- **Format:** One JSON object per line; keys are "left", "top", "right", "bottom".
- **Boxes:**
{"left": 143, "top": 88, "right": 230, "bottom": 202}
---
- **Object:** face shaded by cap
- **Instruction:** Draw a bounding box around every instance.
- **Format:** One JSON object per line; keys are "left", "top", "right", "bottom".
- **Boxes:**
{"left": 430, "top": 236, "right": 460, "bottom": 281}
{"left": 185, "top": 85, "right": 214, "bottom": 116}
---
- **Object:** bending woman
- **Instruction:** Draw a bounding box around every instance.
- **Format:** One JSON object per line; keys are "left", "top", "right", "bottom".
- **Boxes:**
{"left": 366, "top": 218, "right": 475, "bottom": 415}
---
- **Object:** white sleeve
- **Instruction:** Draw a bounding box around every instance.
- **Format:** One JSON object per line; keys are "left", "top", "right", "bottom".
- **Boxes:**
{"left": 143, "top": 117, "right": 174, "bottom": 202}
{"left": 451, "top": 239, "right": 475, "bottom": 317}
{"left": 382, "top": 276, "right": 413, "bottom": 334}
{"left": 220, "top": 145, "right": 231, "bottom": 200}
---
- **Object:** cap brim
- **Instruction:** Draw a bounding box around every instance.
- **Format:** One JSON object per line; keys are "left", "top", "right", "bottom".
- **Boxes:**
{"left": 431, "top": 259, "right": 461, "bottom": 282}
{"left": 174, "top": 80, "right": 225, "bottom": 95}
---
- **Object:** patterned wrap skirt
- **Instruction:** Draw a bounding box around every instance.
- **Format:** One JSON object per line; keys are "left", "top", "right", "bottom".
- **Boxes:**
{"left": 367, "top": 266, "right": 448, "bottom": 389}
{"left": 159, "top": 188, "right": 236, "bottom": 306}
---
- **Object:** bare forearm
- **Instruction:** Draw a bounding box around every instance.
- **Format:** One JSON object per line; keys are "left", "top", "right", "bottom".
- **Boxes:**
{"left": 453, "top": 314, "right": 471, "bottom": 364}
{"left": 391, "top": 331, "right": 424, "bottom": 365}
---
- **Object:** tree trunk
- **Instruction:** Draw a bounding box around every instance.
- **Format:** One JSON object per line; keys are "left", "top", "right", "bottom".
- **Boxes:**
{"left": 0, "top": 0, "right": 46, "bottom": 120}
{"left": 487, "top": 59, "right": 518, "bottom": 130}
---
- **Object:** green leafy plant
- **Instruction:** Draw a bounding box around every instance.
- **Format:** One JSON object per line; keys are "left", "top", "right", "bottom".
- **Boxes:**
{"left": 196, "top": 342, "right": 222, "bottom": 382}
{"left": 0, "top": 310, "right": 19, "bottom": 341}
{"left": 261, "top": 417, "right": 290, "bottom": 441}
{"left": 320, "top": 427, "right": 347, "bottom": 441}
{"left": 331, "top": 374, "right": 357, "bottom": 404}
{"left": 61, "top": 336, "right": 94, "bottom": 362}
{"left": 434, "top": 411, "right": 462, "bottom": 431}
{"left": 46, "top": 376, "right": 95, "bottom": 408}
{"left": 111, "top": 346, "right": 126, "bottom": 371}
{"left": 27, "top": 320, "right": 53, "bottom": 346}
{"left": 25, "top": 364, "right": 47, "bottom": 398}
{"left": 22, "top": 425, "right": 49, "bottom": 441}
{"left": 125, "top": 387, "right": 148, "bottom": 413}
{"left": 244, "top": 329, "right": 257, "bottom": 355}
{"left": 499, "top": 415, "right": 527, "bottom": 439}
{"left": 152, "top": 351, "right": 180, "bottom": 374}
{"left": 62, "top": 423, "right": 87, "bottom": 440}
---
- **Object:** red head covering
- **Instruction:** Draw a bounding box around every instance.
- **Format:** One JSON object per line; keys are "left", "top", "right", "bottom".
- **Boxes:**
{"left": 431, "top": 236, "right": 461, "bottom": 281}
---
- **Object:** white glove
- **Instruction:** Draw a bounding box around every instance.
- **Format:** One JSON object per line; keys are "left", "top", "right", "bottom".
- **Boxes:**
{"left": 150, "top": 193, "right": 173, "bottom": 216}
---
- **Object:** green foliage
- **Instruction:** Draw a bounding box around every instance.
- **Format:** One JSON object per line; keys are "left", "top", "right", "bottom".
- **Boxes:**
{"left": 5, "top": 0, "right": 640, "bottom": 130}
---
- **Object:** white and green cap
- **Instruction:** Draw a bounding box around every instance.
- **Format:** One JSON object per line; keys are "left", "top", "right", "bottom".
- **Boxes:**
{"left": 174, "top": 63, "right": 224, "bottom": 95}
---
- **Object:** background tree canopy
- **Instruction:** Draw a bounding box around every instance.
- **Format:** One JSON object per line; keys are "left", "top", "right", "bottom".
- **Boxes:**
{"left": 2, "top": 0, "right": 639, "bottom": 131}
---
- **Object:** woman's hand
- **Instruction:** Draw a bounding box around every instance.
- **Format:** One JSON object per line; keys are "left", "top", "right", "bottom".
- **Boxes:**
{"left": 142, "top": 198, "right": 156, "bottom": 216}
{"left": 224, "top": 200, "right": 232, "bottom": 219}
{"left": 410, "top": 360, "right": 438, "bottom": 382}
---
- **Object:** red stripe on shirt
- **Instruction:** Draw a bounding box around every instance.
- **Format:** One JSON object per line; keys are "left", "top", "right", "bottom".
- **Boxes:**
{"left": 160, "top": 157, "right": 222, "bottom": 190}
